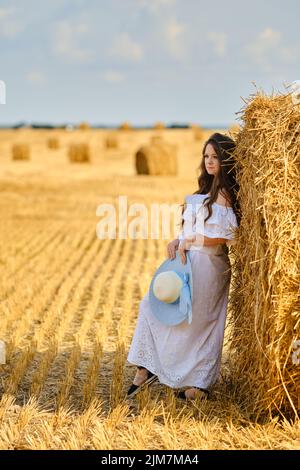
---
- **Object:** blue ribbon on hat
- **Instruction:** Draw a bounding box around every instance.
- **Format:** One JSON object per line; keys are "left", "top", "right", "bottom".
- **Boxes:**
{"left": 178, "top": 272, "right": 192, "bottom": 324}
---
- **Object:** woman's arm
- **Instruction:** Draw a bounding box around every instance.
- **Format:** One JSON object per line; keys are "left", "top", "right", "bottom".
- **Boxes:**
{"left": 202, "top": 236, "right": 228, "bottom": 246}
{"left": 178, "top": 235, "right": 229, "bottom": 264}
{"left": 180, "top": 234, "right": 228, "bottom": 250}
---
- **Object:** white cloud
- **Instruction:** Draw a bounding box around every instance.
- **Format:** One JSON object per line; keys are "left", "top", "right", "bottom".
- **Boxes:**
{"left": 0, "top": 7, "right": 24, "bottom": 38}
{"left": 101, "top": 70, "right": 126, "bottom": 83}
{"left": 245, "top": 27, "right": 281, "bottom": 71}
{"left": 278, "top": 46, "right": 299, "bottom": 64}
{"left": 163, "top": 18, "right": 187, "bottom": 60}
{"left": 0, "top": 7, "right": 12, "bottom": 19}
{"left": 25, "top": 71, "right": 47, "bottom": 85}
{"left": 108, "top": 33, "right": 143, "bottom": 62}
{"left": 52, "top": 20, "right": 94, "bottom": 63}
{"left": 247, "top": 27, "right": 281, "bottom": 57}
{"left": 207, "top": 32, "right": 227, "bottom": 57}
{"left": 136, "top": 0, "right": 177, "bottom": 14}
{"left": 246, "top": 27, "right": 299, "bottom": 71}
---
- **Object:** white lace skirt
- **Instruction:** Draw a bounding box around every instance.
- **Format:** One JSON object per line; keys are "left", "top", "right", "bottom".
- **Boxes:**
{"left": 127, "top": 246, "right": 231, "bottom": 389}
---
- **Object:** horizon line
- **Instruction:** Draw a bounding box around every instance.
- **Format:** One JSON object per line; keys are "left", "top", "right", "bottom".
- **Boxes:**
{"left": 0, "top": 121, "right": 232, "bottom": 129}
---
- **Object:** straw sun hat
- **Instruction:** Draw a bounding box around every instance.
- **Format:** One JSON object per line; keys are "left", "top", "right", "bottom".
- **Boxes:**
{"left": 149, "top": 251, "right": 193, "bottom": 326}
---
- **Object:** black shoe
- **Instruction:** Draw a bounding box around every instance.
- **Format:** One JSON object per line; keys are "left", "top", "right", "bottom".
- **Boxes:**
{"left": 127, "top": 367, "right": 158, "bottom": 398}
{"left": 176, "top": 387, "right": 209, "bottom": 401}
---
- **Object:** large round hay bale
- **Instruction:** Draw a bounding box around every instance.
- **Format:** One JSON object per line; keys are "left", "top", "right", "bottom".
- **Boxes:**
{"left": 12, "top": 143, "right": 30, "bottom": 160}
{"left": 68, "top": 143, "right": 90, "bottom": 163}
{"left": 228, "top": 90, "right": 300, "bottom": 420}
{"left": 105, "top": 134, "right": 119, "bottom": 149}
{"left": 135, "top": 141, "right": 177, "bottom": 175}
{"left": 47, "top": 137, "right": 60, "bottom": 149}
{"left": 150, "top": 135, "right": 164, "bottom": 145}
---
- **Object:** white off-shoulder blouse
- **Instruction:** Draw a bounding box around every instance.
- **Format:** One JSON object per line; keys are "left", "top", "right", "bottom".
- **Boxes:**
{"left": 178, "top": 193, "right": 238, "bottom": 247}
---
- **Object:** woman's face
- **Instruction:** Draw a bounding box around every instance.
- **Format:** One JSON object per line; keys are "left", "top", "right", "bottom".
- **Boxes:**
{"left": 204, "top": 143, "right": 220, "bottom": 176}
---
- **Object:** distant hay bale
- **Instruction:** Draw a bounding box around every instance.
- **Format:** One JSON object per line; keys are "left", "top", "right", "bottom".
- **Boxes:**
{"left": 78, "top": 122, "right": 90, "bottom": 130}
{"left": 227, "top": 89, "right": 300, "bottom": 420}
{"left": 153, "top": 121, "right": 165, "bottom": 130}
{"left": 119, "top": 121, "right": 133, "bottom": 131}
{"left": 105, "top": 135, "right": 119, "bottom": 149}
{"left": 228, "top": 123, "right": 241, "bottom": 140}
{"left": 12, "top": 143, "right": 30, "bottom": 160}
{"left": 190, "top": 124, "right": 205, "bottom": 141}
{"left": 47, "top": 137, "right": 60, "bottom": 149}
{"left": 135, "top": 141, "right": 177, "bottom": 175}
{"left": 68, "top": 143, "right": 90, "bottom": 163}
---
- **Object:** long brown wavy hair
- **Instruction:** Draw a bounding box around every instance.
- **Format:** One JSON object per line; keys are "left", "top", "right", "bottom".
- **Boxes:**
{"left": 180, "top": 132, "right": 241, "bottom": 230}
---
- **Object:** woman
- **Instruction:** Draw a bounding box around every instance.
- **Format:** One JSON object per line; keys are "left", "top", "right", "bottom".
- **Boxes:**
{"left": 126, "top": 133, "right": 241, "bottom": 401}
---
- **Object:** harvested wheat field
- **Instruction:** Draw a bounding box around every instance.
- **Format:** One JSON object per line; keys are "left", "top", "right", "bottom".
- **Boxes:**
{"left": 0, "top": 125, "right": 299, "bottom": 450}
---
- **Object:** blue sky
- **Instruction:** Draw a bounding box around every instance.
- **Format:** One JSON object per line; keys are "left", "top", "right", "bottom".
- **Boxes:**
{"left": 0, "top": 0, "right": 299, "bottom": 126}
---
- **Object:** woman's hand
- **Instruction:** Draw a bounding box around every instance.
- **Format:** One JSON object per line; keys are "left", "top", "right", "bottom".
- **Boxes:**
{"left": 167, "top": 238, "right": 180, "bottom": 260}
{"left": 178, "top": 237, "right": 196, "bottom": 264}
{"left": 175, "top": 234, "right": 229, "bottom": 264}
